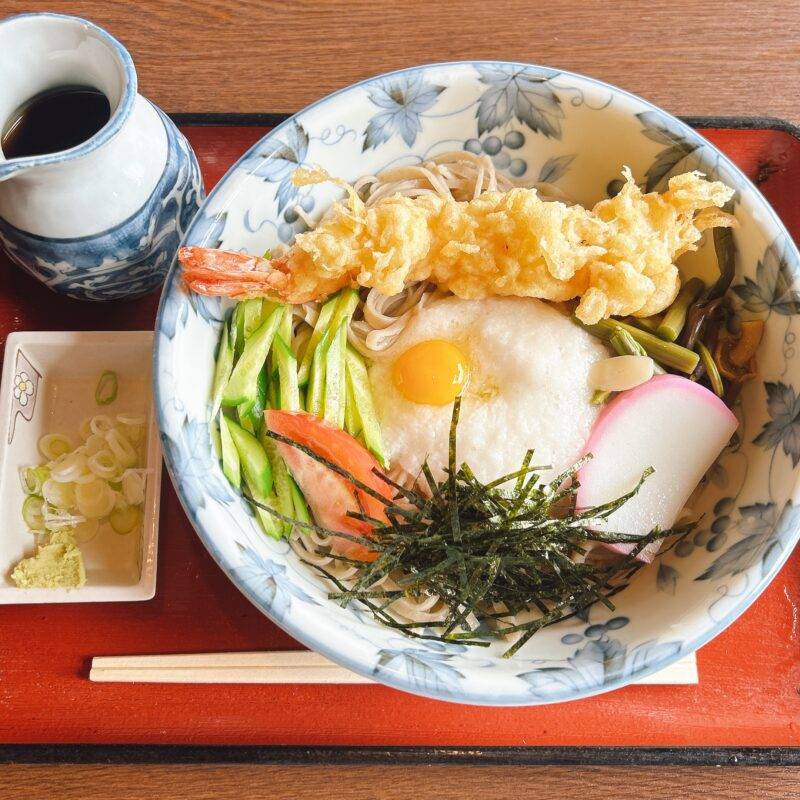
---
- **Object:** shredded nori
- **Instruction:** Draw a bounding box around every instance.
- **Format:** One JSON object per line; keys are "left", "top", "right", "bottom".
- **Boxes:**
{"left": 248, "top": 398, "right": 689, "bottom": 657}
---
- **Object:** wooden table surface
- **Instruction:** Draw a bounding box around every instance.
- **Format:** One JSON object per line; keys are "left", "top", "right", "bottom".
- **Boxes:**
{"left": 2, "top": 0, "right": 800, "bottom": 797}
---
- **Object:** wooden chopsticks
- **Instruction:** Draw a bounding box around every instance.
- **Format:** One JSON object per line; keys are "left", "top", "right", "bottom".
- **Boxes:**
{"left": 89, "top": 650, "right": 698, "bottom": 685}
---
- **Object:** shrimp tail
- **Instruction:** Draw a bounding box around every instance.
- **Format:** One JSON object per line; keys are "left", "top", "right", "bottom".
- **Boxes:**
{"left": 178, "top": 246, "right": 298, "bottom": 301}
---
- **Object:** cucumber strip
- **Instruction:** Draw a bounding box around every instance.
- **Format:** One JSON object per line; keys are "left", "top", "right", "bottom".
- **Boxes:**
{"left": 209, "top": 412, "right": 222, "bottom": 460}
{"left": 252, "top": 367, "right": 268, "bottom": 430}
{"left": 238, "top": 367, "right": 268, "bottom": 433}
{"left": 210, "top": 323, "right": 234, "bottom": 418}
{"left": 222, "top": 305, "right": 283, "bottom": 406}
{"left": 260, "top": 300, "right": 280, "bottom": 325}
{"left": 241, "top": 298, "right": 263, "bottom": 339}
{"left": 219, "top": 413, "right": 242, "bottom": 488}
{"left": 237, "top": 405, "right": 255, "bottom": 434}
{"left": 288, "top": 476, "right": 312, "bottom": 525}
{"left": 264, "top": 438, "right": 294, "bottom": 537}
{"left": 225, "top": 417, "right": 272, "bottom": 497}
{"left": 306, "top": 326, "right": 332, "bottom": 416}
{"left": 278, "top": 306, "right": 293, "bottom": 349}
{"left": 297, "top": 294, "right": 338, "bottom": 386}
{"left": 232, "top": 302, "right": 246, "bottom": 357}
{"left": 324, "top": 320, "right": 348, "bottom": 428}
{"left": 329, "top": 288, "right": 360, "bottom": 335}
{"left": 267, "top": 366, "right": 280, "bottom": 410}
{"left": 273, "top": 335, "right": 301, "bottom": 411}
{"left": 344, "top": 373, "right": 362, "bottom": 439}
{"left": 345, "top": 346, "right": 387, "bottom": 467}
{"left": 250, "top": 491, "right": 285, "bottom": 540}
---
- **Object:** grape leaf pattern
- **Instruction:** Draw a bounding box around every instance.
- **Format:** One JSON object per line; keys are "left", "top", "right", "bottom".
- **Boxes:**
{"left": 362, "top": 74, "right": 445, "bottom": 151}
{"left": 240, "top": 121, "right": 309, "bottom": 213}
{"left": 753, "top": 381, "right": 800, "bottom": 465}
{"left": 537, "top": 154, "right": 575, "bottom": 183}
{"left": 475, "top": 64, "right": 564, "bottom": 139}
{"left": 732, "top": 236, "right": 800, "bottom": 316}
{"left": 656, "top": 563, "right": 679, "bottom": 595}
{"left": 233, "top": 543, "right": 314, "bottom": 622}
{"left": 637, "top": 111, "right": 698, "bottom": 191}
{"left": 374, "top": 646, "right": 464, "bottom": 697}
{"left": 696, "top": 502, "right": 777, "bottom": 581}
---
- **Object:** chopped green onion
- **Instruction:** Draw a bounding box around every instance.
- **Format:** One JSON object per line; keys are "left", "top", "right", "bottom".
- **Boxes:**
{"left": 578, "top": 318, "right": 699, "bottom": 374}
{"left": 696, "top": 342, "right": 725, "bottom": 396}
{"left": 21, "top": 495, "right": 45, "bottom": 530}
{"left": 95, "top": 371, "right": 118, "bottom": 406}
{"left": 591, "top": 389, "right": 612, "bottom": 405}
{"left": 38, "top": 433, "right": 73, "bottom": 460}
{"left": 656, "top": 277, "right": 705, "bottom": 342}
{"left": 20, "top": 466, "right": 48, "bottom": 495}
{"left": 109, "top": 504, "right": 141, "bottom": 535}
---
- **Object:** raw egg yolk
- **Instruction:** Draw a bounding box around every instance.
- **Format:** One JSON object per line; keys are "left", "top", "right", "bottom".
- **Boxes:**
{"left": 392, "top": 339, "right": 469, "bottom": 405}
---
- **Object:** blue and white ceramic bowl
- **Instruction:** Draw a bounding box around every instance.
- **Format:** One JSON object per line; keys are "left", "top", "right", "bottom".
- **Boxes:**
{"left": 155, "top": 62, "right": 800, "bottom": 705}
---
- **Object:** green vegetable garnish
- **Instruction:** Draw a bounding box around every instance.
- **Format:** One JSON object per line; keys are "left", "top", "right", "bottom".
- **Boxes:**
{"left": 248, "top": 398, "right": 685, "bottom": 657}
{"left": 696, "top": 341, "right": 724, "bottom": 397}
{"left": 95, "top": 370, "right": 118, "bottom": 406}
{"left": 579, "top": 318, "right": 699, "bottom": 374}
{"left": 656, "top": 277, "right": 705, "bottom": 342}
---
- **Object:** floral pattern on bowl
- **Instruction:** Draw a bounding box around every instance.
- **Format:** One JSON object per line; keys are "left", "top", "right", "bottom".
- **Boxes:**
{"left": 154, "top": 62, "right": 800, "bottom": 705}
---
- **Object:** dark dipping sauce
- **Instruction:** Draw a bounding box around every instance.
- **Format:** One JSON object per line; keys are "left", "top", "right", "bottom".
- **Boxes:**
{"left": 1, "top": 86, "right": 111, "bottom": 159}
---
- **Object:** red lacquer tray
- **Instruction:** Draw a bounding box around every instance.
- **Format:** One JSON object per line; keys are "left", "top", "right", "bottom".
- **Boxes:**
{"left": 1, "top": 119, "right": 800, "bottom": 750}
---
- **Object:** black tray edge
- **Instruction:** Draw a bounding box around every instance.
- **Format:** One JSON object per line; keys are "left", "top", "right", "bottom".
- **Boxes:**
{"left": 2, "top": 744, "right": 799, "bottom": 767}
{"left": 4, "top": 114, "right": 798, "bottom": 769}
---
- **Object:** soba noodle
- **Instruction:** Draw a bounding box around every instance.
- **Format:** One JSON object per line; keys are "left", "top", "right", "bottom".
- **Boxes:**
{"left": 285, "top": 150, "right": 566, "bottom": 628}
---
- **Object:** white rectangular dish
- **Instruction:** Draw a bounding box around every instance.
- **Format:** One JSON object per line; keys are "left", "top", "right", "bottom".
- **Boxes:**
{"left": 0, "top": 330, "right": 161, "bottom": 603}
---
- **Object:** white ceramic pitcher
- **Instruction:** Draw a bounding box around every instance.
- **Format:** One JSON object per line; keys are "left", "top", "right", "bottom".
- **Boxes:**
{"left": 0, "top": 13, "right": 203, "bottom": 300}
